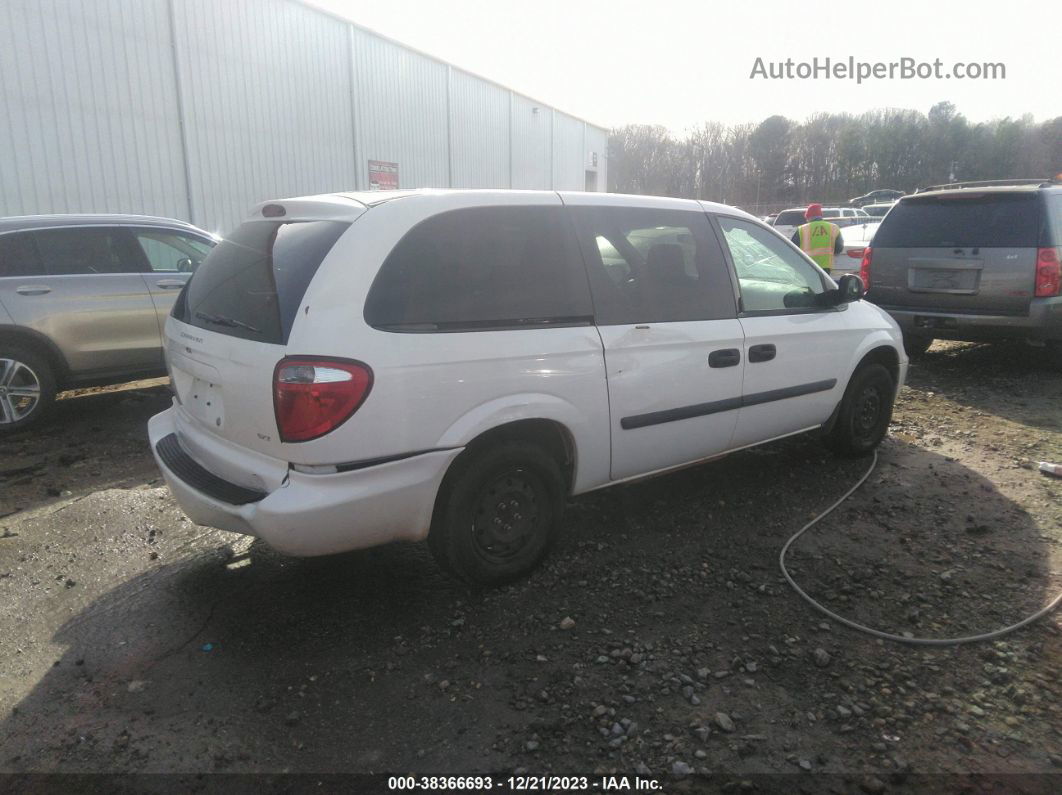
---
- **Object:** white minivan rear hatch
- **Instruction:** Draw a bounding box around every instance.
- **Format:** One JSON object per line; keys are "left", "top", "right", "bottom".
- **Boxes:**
{"left": 167, "top": 206, "right": 359, "bottom": 463}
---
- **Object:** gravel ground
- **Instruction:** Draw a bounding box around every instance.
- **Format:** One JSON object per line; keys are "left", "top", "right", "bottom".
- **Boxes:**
{"left": 0, "top": 343, "right": 1060, "bottom": 791}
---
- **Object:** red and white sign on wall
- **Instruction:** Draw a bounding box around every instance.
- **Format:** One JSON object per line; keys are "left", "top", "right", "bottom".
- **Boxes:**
{"left": 368, "top": 160, "right": 399, "bottom": 191}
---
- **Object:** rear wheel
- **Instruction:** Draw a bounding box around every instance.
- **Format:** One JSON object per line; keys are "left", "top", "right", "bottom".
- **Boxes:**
{"left": 428, "top": 441, "right": 565, "bottom": 585}
{"left": 0, "top": 345, "right": 56, "bottom": 434}
{"left": 902, "top": 334, "right": 933, "bottom": 357}
{"left": 824, "top": 363, "right": 896, "bottom": 457}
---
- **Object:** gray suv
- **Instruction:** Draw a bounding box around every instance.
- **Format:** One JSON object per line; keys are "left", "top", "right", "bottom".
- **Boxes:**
{"left": 863, "top": 180, "right": 1062, "bottom": 364}
{"left": 0, "top": 215, "right": 216, "bottom": 432}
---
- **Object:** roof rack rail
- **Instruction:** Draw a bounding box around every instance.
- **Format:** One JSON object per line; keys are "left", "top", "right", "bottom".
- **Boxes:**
{"left": 915, "top": 178, "right": 1057, "bottom": 193}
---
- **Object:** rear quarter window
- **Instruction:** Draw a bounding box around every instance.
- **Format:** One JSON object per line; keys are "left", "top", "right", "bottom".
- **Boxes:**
{"left": 176, "top": 220, "right": 349, "bottom": 344}
{"left": 364, "top": 206, "right": 592, "bottom": 332}
{"left": 873, "top": 193, "right": 1040, "bottom": 248}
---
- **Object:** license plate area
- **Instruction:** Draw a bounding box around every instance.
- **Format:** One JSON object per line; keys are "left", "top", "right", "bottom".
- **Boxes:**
{"left": 169, "top": 352, "right": 226, "bottom": 430}
{"left": 907, "top": 266, "right": 981, "bottom": 294}
{"left": 184, "top": 376, "right": 225, "bottom": 430}
{"left": 914, "top": 315, "right": 959, "bottom": 330}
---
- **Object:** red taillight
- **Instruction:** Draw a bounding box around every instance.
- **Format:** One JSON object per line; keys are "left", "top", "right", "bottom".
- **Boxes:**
{"left": 846, "top": 247, "right": 865, "bottom": 259}
{"left": 273, "top": 358, "right": 373, "bottom": 443}
{"left": 1034, "top": 247, "right": 1061, "bottom": 297}
{"left": 860, "top": 246, "right": 872, "bottom": 288}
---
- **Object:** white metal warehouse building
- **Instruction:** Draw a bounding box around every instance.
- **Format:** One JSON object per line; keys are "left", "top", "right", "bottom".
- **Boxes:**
{"left": 0, "top": 0, "right": 609, "bottom": 234}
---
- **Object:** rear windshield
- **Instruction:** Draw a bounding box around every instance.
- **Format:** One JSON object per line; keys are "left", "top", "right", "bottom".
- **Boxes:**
{"left": 872, "top": 193, "right": 1040, "bottom": 248}
{"left": 174, "top": 220, "right": 349, "bottom": 344}
{"left": 774, "top": 210, "right": 805, "bottom": 226}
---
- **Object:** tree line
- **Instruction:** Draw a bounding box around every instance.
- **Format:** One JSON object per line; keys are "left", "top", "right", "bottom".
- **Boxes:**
{"left": 607, "top": 103, "right": 1062, "bottom": 213}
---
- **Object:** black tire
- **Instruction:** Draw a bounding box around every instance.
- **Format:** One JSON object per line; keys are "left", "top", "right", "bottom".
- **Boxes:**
{"left": 824, "top": 363, "right": 896, "bottom": 458}
{"left": 902, "top": 334, "right": 933, "bottom": 357}
{"left": 0, "top": 344, "right": 56, "bottom": 434}
{"left": 428, "top": 440, "right": 566, "bottom": 585}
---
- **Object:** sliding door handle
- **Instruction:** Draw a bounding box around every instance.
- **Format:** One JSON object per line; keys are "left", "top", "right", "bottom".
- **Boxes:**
{"left": 708, "top": 348, "right": 741, "bottom": 368}
{"left": 749, "top": 344, "right": 776, "bottom": 363}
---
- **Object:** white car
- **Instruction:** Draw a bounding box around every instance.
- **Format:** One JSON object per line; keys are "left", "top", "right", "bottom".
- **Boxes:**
{"left": 149, "top": 190, "right": 907, "bottom": 584}
{"left": 770, "top": 208, "right": 808, "bottom": 238}
{"left": 833, "top": 221, "right": 881, "bottom": 278}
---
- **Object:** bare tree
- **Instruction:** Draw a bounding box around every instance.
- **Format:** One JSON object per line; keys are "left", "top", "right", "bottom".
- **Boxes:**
{"left": 609, "top": 105, "right": 1062, "bottom": 209}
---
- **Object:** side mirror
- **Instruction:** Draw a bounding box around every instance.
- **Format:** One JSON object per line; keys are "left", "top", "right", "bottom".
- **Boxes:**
{"left": 836, "top": 273, "right": 865, "bottom": 303}
{"left": 176, "top": 257, "right": 195, "bottom": 273}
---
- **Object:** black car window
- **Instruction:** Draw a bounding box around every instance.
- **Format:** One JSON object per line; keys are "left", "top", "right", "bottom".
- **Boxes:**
{"left": 570, "top": 207, "right": 736, "bottom": 324}
{"left": 177, "top": 220, "right": 349, "bottom": 344}
{"left": 0, "top": 233, "right": 43, "bottom": 278}
{"left": 873, "top": 193, "right": 1040, "bottom": 248}
{"left": 135, "top": 230, "right": 214, "bottom": 272}
{"left": 32, "top": 227, "right": 147, "bottom": 275}
{"left": 365, "top": 206, "right": 592, "bottom": 332}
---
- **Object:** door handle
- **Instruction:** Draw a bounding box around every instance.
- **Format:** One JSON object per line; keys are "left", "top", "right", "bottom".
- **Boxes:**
{"left": 155, "top": 280, "right": 186, "bottom": 290}
{"left": 749, "top": 344, "right": 777, "bottom": 363}
{"left": 16, "top": 285, "right": 51, "bottom": 296}
{"left": 708, "top": 348, "right": 741, "bottom": 368}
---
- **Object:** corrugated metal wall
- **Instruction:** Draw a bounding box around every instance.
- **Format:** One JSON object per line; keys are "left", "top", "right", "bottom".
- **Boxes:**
{"left": 585, "top": 125, "right": 608, "bottom": 192}
{"left": 510, "top": 94, "right": 552, "bottom": 190}
{"left": 173, "top": 0, "right": 357, "bottom": 234}
{"left": 350, "top": 28, "right": 450, "bottom": 192}
{"left": 449, "top": 70, "right": 511, "bottom": 189}
{"left": 1, "top": 0, "right": 608, "bottom": 233}
{"left": 0, "top": 0, "right": 188, "bottom": 220}
{"left": 552, "top": 112, "right": 586, "bottom": 191}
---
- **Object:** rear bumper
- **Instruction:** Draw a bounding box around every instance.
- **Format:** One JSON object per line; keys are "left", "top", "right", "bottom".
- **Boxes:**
{"left": 148, "top": 407, "right": 462, "bottom": 557}
{"left": 880, "top": 296, "right": 1062, "bottom": 341}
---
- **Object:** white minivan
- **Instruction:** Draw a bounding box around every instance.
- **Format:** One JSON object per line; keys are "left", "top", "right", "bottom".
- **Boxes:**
{"left": 149, "top": 190, "right": 907, "bottom": 584}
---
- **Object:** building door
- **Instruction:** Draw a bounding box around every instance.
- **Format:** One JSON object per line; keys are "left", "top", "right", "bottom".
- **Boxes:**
{"left": 584, "top": 170, "right": 598, "bottom": 192}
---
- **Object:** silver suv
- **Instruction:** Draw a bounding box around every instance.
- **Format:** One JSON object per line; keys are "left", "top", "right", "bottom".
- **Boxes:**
{"left": 863, "top": 180, "right": 1062, "bottom": 364}
{"left": 0, "top": 215, "right": 216, "bottom": 432}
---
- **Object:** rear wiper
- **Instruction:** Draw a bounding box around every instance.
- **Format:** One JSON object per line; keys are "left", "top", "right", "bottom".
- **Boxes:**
{"left": 195, "top": 311, "right": 260, "bottom": 333}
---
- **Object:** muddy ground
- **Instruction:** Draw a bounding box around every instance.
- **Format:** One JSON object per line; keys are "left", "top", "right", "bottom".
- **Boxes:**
{"left": 1, "top": 342, "right": 1060, "bottom": 792}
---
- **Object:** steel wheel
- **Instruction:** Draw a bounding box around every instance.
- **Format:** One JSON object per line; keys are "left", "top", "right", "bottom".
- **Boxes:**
{"left": 428, "top": 440, "right": 566, "bottom": 585}
{"left": 470, "top": 468, "right": 543, "bottom": 565}
{"left": 823, "top": 362, "right": 895, "bottom": 457}
{"left": 852, "top": 384, "right": 883, "bottom": 442}
{"left": 0, "top": 357, "right": 42, "bottom": 425}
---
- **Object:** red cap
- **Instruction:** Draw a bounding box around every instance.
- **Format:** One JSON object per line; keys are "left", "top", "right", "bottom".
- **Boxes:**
{"left": 805, "top": 203, "right": 822, "bottom": 220}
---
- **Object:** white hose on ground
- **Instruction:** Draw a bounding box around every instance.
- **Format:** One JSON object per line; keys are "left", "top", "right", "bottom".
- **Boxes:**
{"left": 779, "top": 450, "right": 1062, "bottom": 646}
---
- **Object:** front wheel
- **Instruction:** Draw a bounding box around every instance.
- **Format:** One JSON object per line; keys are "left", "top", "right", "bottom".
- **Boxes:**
{"left": 428, "top": 441, "right": 566, "bottom": 585}
{"left": 823, "top": 363, "right": 896, "bottom": 457}
{"left": 0, "top": 346, "right": 56, "bottom": 434}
